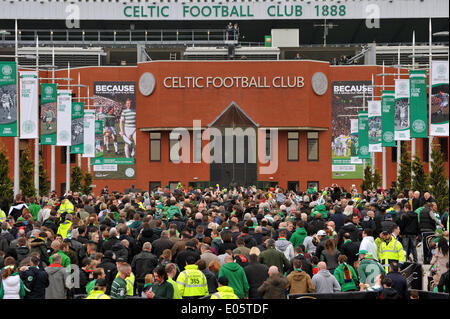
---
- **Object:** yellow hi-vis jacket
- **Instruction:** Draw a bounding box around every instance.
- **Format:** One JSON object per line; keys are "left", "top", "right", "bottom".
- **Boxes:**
{"left": 379, "top": 235, "right": 405, "bottom": 272}
{"left": 0, "top": 209, "right": 6, "bottom": 223}
{"left": 85, "top": 290, "right": 111, "bottom": 299}
{"left": 115, "top": 271, "right": 135, "bottom": 296}
{"left": 58, "top": 199, "right": 74, "bottom": 215}
{"left": 176, "top": 264, "right": 209, "bottom": 297}
{"left": 57, "top": 220, "right": 73, "bottom": 239}
{"left": 210, "top": 286, "right": 238, "bottom": 299}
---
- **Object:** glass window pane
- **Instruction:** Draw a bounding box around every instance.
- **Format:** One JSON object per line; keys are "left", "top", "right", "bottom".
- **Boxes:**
{"left": 308, "top": 139, "right": 319, "bottom": 161}
{"left": 150, "top": 140, "right": 160, "bottom": 161}
{"left": 288, "top": 139, "right": 298, "bottom": 160}
{"left": 307, "top": 132, "right": 319, "bottom": 139}
{"left": 288, "top": 132, "right": 299, "bottom": 139}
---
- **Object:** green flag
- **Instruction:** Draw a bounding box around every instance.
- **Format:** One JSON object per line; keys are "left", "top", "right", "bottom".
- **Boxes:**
{"left": 0, "top": 61, "right": 18, "bottom": 136}
{"left": 368, "top": 100, "right": 382, "bottom": 152}
{"left": 358, "top": 111, "right": 370, "bottom": 159}
{"left": 381, "top": 90, "right": 396, "bottom": 147}
{"left": 394, "top": 79, "right": 410, "bottom": 140}
{"left": 71, "top": 102, "right": 84, "bottom": 154}
{"left": 93, "top": 120, "right": 104, "bottom": 165}
{"left": 409, "top": 70, "right": 428, "bottom": 138}
{"left": 40, "top": 83, "right": 57, "bottom": 144}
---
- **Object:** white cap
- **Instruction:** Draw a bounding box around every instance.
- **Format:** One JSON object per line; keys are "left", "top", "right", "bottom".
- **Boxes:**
{"left": 317, "top": 230, "right": 327, "bottom": 236}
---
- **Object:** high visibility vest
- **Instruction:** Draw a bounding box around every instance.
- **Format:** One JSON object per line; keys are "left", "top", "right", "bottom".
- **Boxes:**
{"left": 175, "top": 265, "right": 209, "bottom": 297}
{"left": 0, "top": 209, "right": 6, "bottom": 223}
{"left": 115, "top": 271, "right": 135, "bottom": 296}
{"left": 57, "top": 221, "right": 73, "bottom": 239}
{"left": 58, "top": 200, "right": 74, "bottom": 215}
{"left": 379, "top": 236, "right": 405, "bottom": 272}
{"left": 210, "top": 286, "right": 238, "bottom": 299}
{"left": 85, "top": 290, "right": 111, "bottom": 299}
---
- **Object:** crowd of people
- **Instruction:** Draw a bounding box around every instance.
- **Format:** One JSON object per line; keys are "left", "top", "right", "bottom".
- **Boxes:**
{"left": 0, "top": 183, "right": 448, "bottom": 299}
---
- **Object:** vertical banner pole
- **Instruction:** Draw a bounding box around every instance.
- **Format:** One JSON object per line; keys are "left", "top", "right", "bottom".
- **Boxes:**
{"left": 411, "top": 30, "right": 416, "bottom": 173}
{"left": 371, "top": 73, "right": 375, "bottom": 175}
{"left": 397, "top": 46, "right": 401, "bottom": 178}
{"left": 66, "top": 62, "right": 70, "bottom": 194}
{"left": 77, "top": 72, "right": 81, "bottom": 168}
{"left": 14, "top": 19, "right": 20, "bottom": 197}
{"left": 428, "top": 18, "right": 433, "bottom": 172}
{"left": 34, "top": 36, "right": 40, "bottom": 195}
{"left": 87, "top": 85, "right": 91, "bottom": 174}
{"left": 51, "top": 46, "right": 55, "bottom": 193}
{"left": 382, "top": 61, "right": 387, "bottom": 190}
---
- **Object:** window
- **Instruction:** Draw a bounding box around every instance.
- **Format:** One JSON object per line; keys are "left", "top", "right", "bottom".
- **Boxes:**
{"left": 149, "top": 181, "right": 161, "bottom": 192}
{"left": 422, "top": 138, "right": 429, "bottom": 162}
{"left": 287, "top": 131, "right": 299, "bottom": 161}
{"left": 307, "top": 132, "right": 319, "bottom": 161}
{"left": 169, "top": 134, "right": 181, "bottom": 163}
{"left": 288, "top": 181, "right": 299, "bottom": 192}
{"left": 169, "top": 182, "right": 179, "bottom": 193}
{"left": 307, "top": 181, "right": 319, "bottom": 190}
{"left": 193, "top": 130, "right": 202, "bottom": 163}
{"left": 149, "top": 132, "right": 161, "bottom": 161}
{"left": 61, "top": 146, "right": 76, "bottom": 164}
{"left": 439, "top": 137, "right": 448, "bottom": 162}
{"left": 391, "top": 145, "right": 397, "bottom": 162}
{"left": 265, "top": 130, "right": 272, "bottom": 160}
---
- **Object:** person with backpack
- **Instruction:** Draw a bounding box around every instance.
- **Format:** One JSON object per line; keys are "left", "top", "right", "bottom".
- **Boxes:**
{"left": 19, "top": 256, "right": 49, "bottom": 299}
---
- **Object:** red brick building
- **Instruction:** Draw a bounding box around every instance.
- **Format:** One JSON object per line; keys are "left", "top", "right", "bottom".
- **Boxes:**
{"left": 1, "top": 60, "right": 448, "bottom": 195}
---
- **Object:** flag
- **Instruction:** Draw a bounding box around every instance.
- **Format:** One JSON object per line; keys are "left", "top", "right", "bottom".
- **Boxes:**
{"left": 409, "top": 70, "right": 428, "bottom": 138}
{"left": 358, "top": 111, "right": 370, "bottom": 159}
{"left": 40, "top": 83, "right": 57, "bottom": 144}
{"left": 0, "top": 61, "right": 18, "bottom": 136}
{"left": 56, "top": 90, "right": 72, "bottom": 146}
{"left": 19, "top": 71, "right": 39, "bottom": 139}
{"left": 430, "top": 60, "right": 449, "bottom": 136}
{"left": 394, "top": 79, "right": 410, "bottom": 140}
{"left": 368, "top": 100, "right": 382, "bottom": 152}
{"left": 70, "top": 102, "right": 84, "bottom": 154}
{"left": 381, "top": 90, "right": 396, "bottom": 147}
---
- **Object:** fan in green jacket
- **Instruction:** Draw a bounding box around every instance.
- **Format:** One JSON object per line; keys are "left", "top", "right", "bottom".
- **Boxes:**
{"left": 218, "top": 256, "right": 249, "bottom": 299}
{"left": 357, "top": 253, "right": 385, "bottom": 286}
{"left": 311, "top": 204, "right": 328, "bottom": 219}
{"left": 289, "top": 223, "right": 308, "bottom": 249}
{"left": 334, "top": 255, "right": 359, "bottom": 292}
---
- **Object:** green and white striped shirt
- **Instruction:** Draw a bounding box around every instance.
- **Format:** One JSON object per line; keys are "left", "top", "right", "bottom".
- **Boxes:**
{"left": 121, "top": 108, "right": 136, "bottom": 129}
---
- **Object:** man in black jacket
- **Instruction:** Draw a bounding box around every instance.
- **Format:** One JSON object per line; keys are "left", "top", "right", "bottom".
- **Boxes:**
{"left": 131, "top": 242, "right": 158, "bottom": 295}
{"left": 97, "top": 250, "right": 118, "bottom": 294}
{"left": 19, "top": 256, "right": 49, "bottom": 299}
{"left": 244, "top": 253, "right": 269, "bottom": 299}
{"left": 386, "top": 262, "right": 408, "bottom": 299}
{"left": 151, "top": 230, "right": 174, "bottom": 258}
{"left": 399, "top": 203, "right": 419, "bottom": 263}
{"left": 175, "top": 240, "right": 201, "bottom": 271}
{"left": 101, "top": 228, "right": 121, "bottom": 253}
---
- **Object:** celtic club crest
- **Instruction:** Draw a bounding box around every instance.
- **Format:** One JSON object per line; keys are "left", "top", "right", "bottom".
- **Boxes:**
{"left": 1, "top": 65, "right": 12, "bottom": 76}
{"left": 59, "top": 130, "right": 69, "bottom": 142}
{"left": 22, "top": 120, "right": 36, "bottom": 134}
{"left": 383, "top": 131, "right": 394, "bottom": 143}
{"left": 412, "top": 119, "right": 426, "bottom": 133}
{"left": 360, "top": 146, "right": 369, "bottom": 155}
{"left": 45, "top": 86, "right": 53, "bottom": 95}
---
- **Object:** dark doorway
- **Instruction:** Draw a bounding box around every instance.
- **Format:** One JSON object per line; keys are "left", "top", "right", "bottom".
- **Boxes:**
{"left": 209, "top": 102, "right": 258, "bottom": 188}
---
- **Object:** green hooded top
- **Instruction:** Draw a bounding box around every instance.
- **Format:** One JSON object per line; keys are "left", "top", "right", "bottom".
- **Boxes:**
{"left": 311, "top": 204, "right": 328, "bottom": 219}
{"left": 218, "top": 262, "right": 249, "bottom": 299}
{"left": 289, "top": 227, "right": 308, "bottom": 249}
{"left": 334, "top": 262, "right": 358, "bottom": 292}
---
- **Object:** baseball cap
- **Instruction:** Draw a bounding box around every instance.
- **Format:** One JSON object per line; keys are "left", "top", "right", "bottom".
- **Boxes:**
{"left": 317, "top": 230, "right": 327, "bottom": 236}
{"left": 385, "top": 214, "right": 392, "bottom": 219}
{"left": 356, "top": 250, "right": 368, "bottom": 255}
{"left": 364, "top": 252, "right": 374, "bottom": 259}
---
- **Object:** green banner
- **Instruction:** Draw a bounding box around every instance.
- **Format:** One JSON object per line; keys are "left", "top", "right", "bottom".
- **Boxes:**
{"left": 381, "top": 90, "right": 396, "bottom": 147}
{"left": 358, "top": 111, "right": 370, "bottom": 159}
{"left": 71, "top": 102, "right": 84, "bottom": 154}
{"left": 409, "top": 70, "right": 428, "bottom": 138}
{"left": 40, "top": 83, "right": 57, "bottom": 144}
{"left": 93, "top": 120, "right": 104, "bottom": 165}
{"left": 0, "top": 61, "right": 18, "bottom": 136}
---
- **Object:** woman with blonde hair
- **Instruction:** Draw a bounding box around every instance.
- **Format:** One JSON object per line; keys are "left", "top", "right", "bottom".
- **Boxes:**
{"left": 0, "top": 257, "right": 25, "bottom": 299}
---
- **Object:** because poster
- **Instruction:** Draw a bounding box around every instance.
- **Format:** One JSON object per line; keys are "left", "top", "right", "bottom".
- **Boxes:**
{"left": 331, "top": 81, "right": 372, "bottom": 179}
{"left": 93, "top": 81, "right": 136, "bottom": 179}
